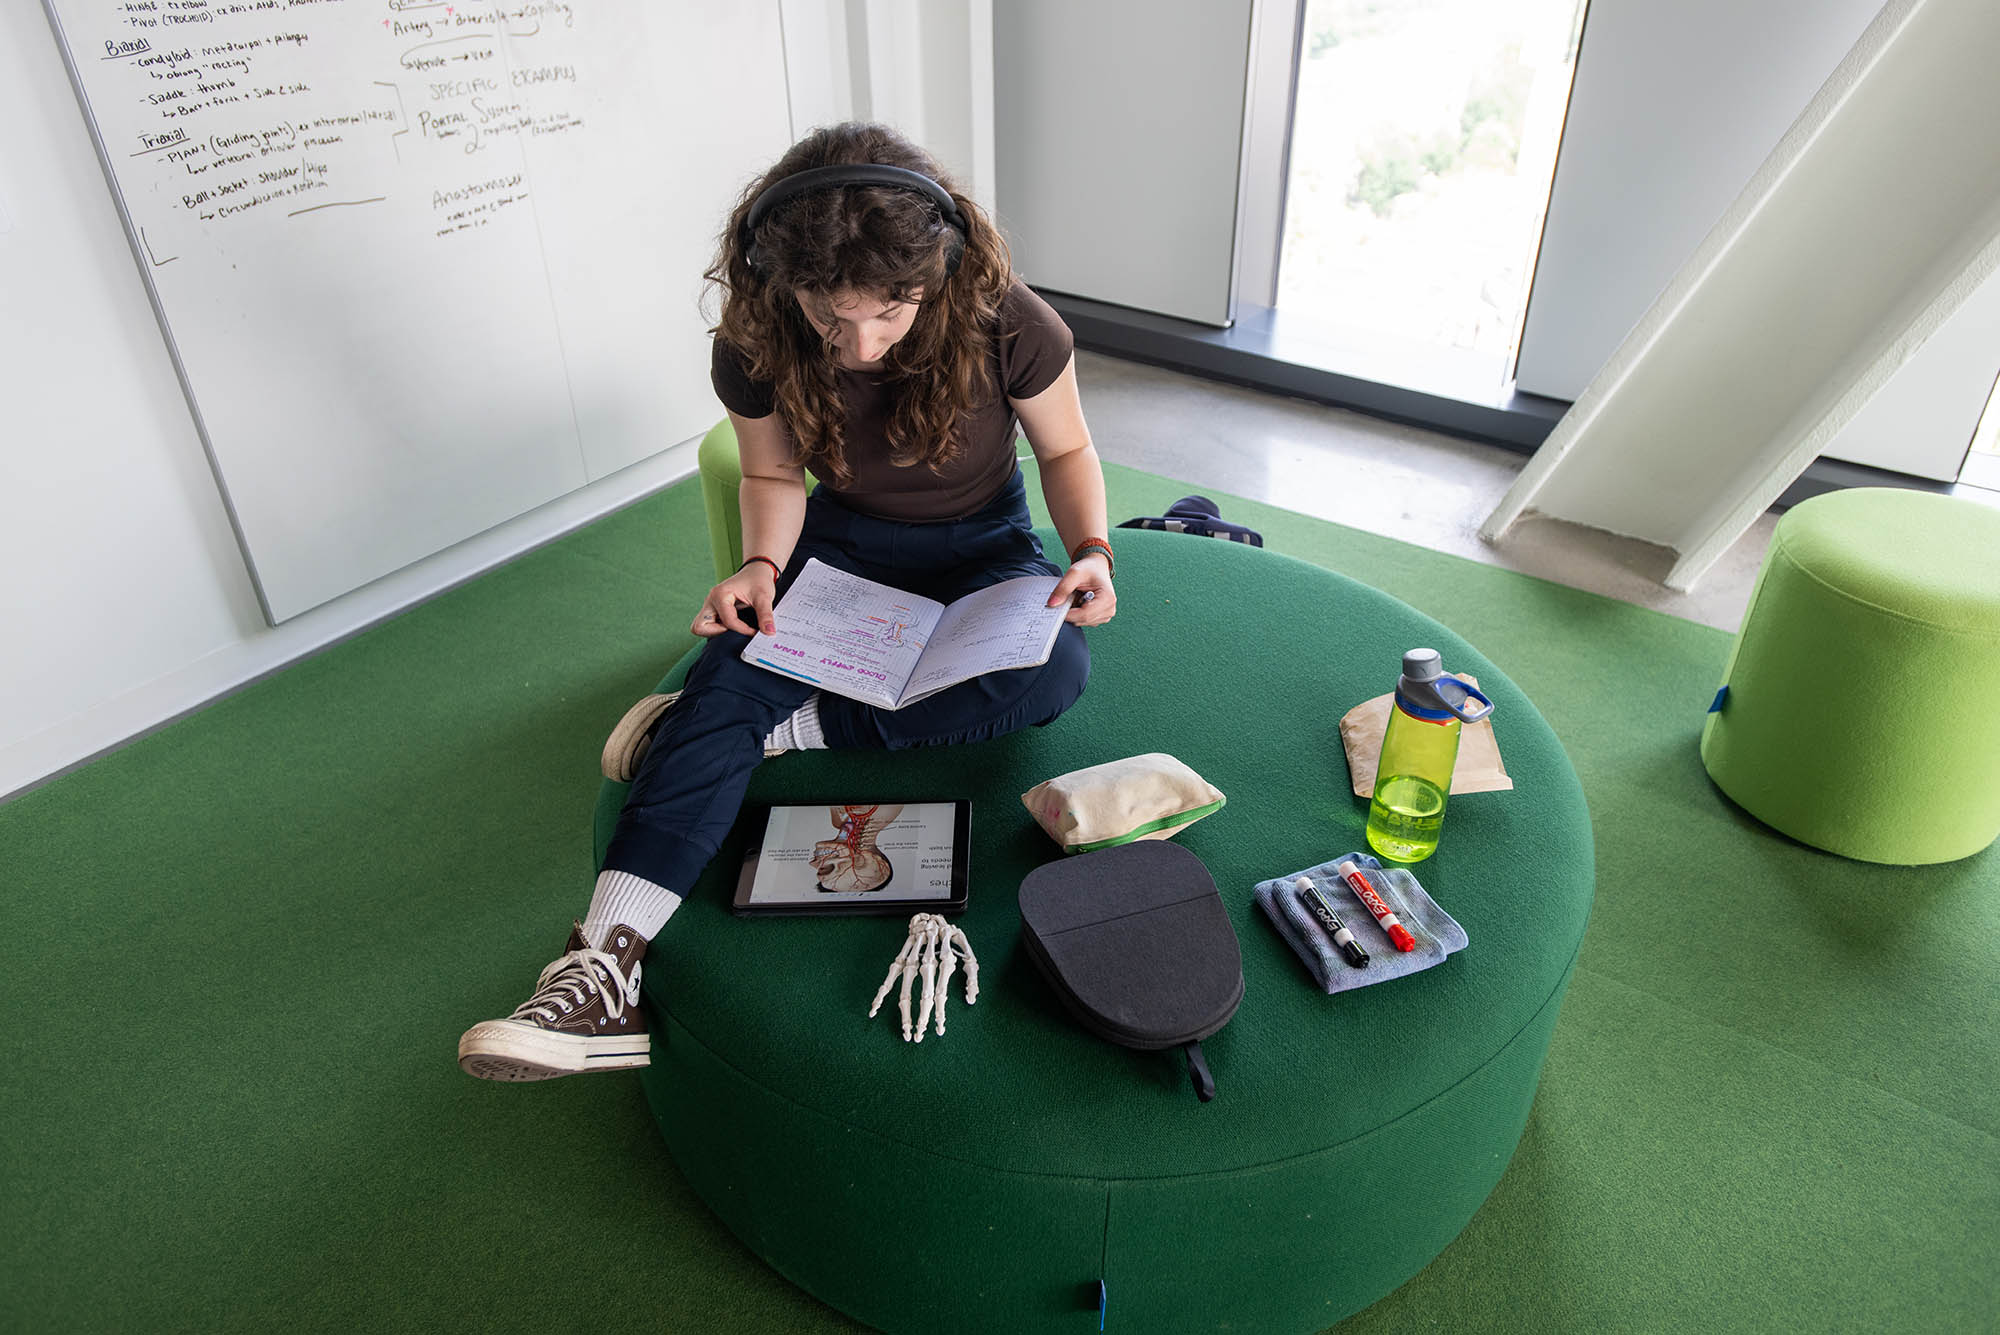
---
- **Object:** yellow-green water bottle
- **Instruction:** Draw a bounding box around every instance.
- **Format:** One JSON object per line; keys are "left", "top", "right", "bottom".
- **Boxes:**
{"left": 1366, "top": 648, "right": 1494, "bottom": 863}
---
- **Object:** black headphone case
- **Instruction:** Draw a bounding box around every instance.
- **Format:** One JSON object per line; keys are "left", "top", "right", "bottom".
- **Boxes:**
{"left": 1017, "top": 841, "right": 1243, "bottom": 1101}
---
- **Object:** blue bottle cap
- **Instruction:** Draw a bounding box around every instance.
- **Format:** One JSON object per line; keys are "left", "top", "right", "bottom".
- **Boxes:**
{"left": 1396, "top": 648, "right": 1493, "bottom": 723}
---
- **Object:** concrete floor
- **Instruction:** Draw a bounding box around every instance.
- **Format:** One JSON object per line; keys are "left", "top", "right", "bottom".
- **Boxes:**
{"left": 1074, "top": 349, "right": 1777, "bottom": 633}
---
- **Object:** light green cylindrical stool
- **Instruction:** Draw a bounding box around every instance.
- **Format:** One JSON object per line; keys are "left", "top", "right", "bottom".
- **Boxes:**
{"left": 695, "top": 420, "right": 746, "bottom": 582}
{"left": 695, "top": 419, "right": 1035, "bottom": 582}
{"left": 1701, "top": 488, "right": 2000, "bottom": 864}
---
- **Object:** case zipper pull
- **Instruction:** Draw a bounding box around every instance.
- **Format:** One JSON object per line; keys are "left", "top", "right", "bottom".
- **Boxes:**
{"left": 1184, "top": 1040, "right": 1216, "bottom": 1102}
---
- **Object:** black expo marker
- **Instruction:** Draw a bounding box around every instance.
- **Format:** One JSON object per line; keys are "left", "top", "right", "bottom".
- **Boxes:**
{"left": 1294, "top": 876, "right": 1370, "bottom": 967}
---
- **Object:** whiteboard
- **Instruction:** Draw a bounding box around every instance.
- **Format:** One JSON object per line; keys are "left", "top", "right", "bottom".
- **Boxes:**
{"left": 42, "top": 0, "right": 793, "bottom": 622}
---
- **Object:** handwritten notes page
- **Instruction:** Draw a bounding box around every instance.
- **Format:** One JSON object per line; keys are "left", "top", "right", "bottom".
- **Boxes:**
{"left": 741, "top": 559, "right": 1066, "bottom": 711}
{"left": 900, "top": 575, "right": 1065, "bottom": 706}
{"left": 742, "top": 560, "right": 943, "bottom": 710}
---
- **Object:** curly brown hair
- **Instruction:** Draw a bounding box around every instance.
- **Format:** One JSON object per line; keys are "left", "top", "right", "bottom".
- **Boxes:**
{"left": 705, "top": 123, "right": 1015, "bottom": 487}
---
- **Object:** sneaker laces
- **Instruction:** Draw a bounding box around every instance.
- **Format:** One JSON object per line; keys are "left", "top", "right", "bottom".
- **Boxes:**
{"left": 511, "top": 946, "right": 639, "bottom": 1026}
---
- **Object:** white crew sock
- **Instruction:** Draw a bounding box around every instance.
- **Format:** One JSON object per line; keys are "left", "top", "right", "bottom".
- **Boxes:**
{"left": 581, "top": 868, "right": 682, "bottom": 947}
{"left": 762, "top": 694, "right": 827, "bottom": 752}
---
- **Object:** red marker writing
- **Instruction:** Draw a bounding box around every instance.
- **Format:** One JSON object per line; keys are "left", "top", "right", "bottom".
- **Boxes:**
{"left": 1336, "top": 859, "right": 1417, "bottom": 952}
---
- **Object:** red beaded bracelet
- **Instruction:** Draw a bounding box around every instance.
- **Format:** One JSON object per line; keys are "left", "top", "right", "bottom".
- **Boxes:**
{"left": 1068, "top": 538, "right": 1114, "bottom": 577}
{"left": 739, "top": 555, "right": 783, "bottom": 579}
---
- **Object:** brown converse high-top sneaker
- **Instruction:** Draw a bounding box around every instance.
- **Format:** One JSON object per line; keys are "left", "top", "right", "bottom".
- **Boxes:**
{"left": 458, "top": 923, "right": 650, "bottom": 1081}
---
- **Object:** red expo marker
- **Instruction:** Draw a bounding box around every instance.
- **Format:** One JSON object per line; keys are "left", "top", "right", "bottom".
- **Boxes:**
{"left": 1336, "top": 859, "right": 1417, "bottom": 952}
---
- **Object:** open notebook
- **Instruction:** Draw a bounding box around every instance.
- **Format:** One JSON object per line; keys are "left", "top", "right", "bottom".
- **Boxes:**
{"left": 741, "top": 558, "right": 1066, "bottom": 710}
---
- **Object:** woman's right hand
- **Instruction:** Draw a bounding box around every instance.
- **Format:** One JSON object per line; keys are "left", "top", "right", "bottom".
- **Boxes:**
{"left": 691, "top": 563, "right": 778, "bottom": 638}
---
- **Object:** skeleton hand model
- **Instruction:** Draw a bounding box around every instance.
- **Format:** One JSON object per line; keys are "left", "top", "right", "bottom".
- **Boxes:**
{"left": 811, "top": 803, "right": 904, "bottom": 893}
{"left": 868, "top": 913, "right": 979, "bottom": 1042}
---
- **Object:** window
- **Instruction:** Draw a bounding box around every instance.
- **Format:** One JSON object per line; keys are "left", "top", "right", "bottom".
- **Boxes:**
{"left": 1277, "top": 0, "right": 1588, "bottom": 393}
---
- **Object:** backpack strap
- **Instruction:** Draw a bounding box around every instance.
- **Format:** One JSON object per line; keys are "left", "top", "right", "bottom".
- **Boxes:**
{"left": 1183, "top": 1040, "right": 1216, "bottom": 1102}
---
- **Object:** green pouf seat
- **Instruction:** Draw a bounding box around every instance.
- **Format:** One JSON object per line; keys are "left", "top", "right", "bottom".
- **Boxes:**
{"left": 594, "top": 529, "right": 1594, "bottom": 1332}
{"left": 695, "top": 420, "right": 750, "bottom": 582}
{"left": 1701, "top": 488, "right": 2000, "bottom": 864}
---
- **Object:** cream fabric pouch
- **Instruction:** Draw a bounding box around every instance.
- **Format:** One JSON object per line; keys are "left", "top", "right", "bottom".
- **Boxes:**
{"left": 1021, "top": 753, "right": 1226, "bottom": 854}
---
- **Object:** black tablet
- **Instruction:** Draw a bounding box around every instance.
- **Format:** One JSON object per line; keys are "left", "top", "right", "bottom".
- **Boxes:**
{"left": 731, "top": 800, "right": 971, "bottom": 916}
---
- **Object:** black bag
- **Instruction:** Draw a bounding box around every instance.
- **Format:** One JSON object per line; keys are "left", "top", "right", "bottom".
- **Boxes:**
{"left": 1116, "top": 494, "right": 1265, "bottom": 547}
{"left": 1017, "top": 841, "right": 1244, "bottom": 1102}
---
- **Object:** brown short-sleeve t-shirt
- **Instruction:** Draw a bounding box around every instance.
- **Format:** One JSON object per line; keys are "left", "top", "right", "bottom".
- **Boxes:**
{"left": 710, "top": 279, "right": 1074, "bottom": 522}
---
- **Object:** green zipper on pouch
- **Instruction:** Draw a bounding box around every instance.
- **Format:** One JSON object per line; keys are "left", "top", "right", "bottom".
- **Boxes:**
{"left": 1063, "top": 797, "right": 1227, "bottom": 853}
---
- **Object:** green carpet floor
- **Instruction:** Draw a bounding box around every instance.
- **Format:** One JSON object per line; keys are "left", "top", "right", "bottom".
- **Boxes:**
{"left": 3, "top": 463, "right": 1995, "bottom": 1333}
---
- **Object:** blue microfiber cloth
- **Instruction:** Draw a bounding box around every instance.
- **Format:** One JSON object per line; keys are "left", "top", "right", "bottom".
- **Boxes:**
{"left": 1254, "top": 851, "right": 1468, "bottom": 995}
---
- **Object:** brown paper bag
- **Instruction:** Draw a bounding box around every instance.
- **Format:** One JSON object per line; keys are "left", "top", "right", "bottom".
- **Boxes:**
{"left": 1338, "top": 673, "right": 1513, "bottom": 798}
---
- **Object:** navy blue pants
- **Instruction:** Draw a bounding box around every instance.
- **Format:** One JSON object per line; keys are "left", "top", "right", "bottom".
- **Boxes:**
{"left": 602, "top": 468, "right": 1091, "bottom": 893}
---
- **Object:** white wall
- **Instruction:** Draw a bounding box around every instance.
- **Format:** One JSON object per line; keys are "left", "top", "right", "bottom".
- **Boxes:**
{"left": 993, "top": 0, "right": 1255, "bottom": 326}
{"left": 841, "top": 0, "right": 996, "bottom": 210}
{"left": 5, "top": 0, "right": 296, "bottom": 799}
{"left": 0, "top": 0, "right": 992, "bottom": 800}
{"left": 1819, "top": 268, "right": 2000, "bottom": 480}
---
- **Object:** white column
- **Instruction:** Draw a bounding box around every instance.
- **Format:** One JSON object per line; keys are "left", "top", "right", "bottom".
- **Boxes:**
{"left": 1483, "top": 0, "right": 2000, "bottom": 591}
{"left": 780, "top": 0, "right": 858, "bottom": 133}
{"left": 836, "top": 0, "right": 992, "bottom": 202}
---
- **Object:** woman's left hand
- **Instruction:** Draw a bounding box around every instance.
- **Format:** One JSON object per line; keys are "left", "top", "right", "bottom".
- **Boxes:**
{"left": 1047, "top": 553, "right": 1116, "bottom": 627}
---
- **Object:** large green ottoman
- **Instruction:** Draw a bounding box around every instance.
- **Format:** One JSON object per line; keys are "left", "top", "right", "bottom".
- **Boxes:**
{"left": 594, "top": 529, "right": 1594, "bottom": 1332}
{"left": 1701, "top": 488, "right": 2000, "bottom": 864}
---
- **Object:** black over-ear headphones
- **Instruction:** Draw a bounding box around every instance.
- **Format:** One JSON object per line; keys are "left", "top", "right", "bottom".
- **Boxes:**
{"left": 741, "top": 164, "right": 968, "bottom": 280}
